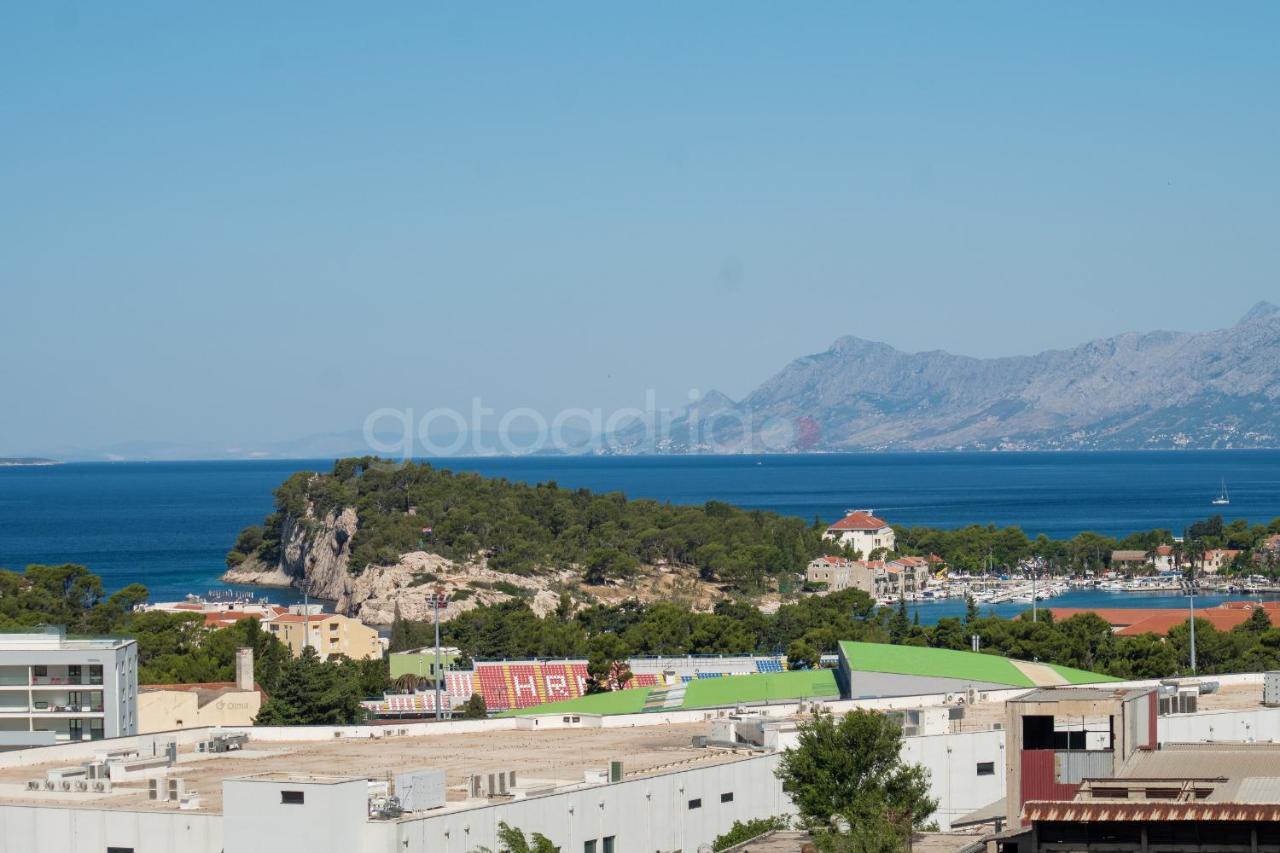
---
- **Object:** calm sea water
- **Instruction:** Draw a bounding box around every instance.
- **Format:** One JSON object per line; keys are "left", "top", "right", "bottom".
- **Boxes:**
{"left": 1, "top": 451, "right": 1277, "bottom": 618}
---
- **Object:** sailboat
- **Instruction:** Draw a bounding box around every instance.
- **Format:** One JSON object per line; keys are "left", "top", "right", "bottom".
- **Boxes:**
{"left": 1212, "top": 478, "right": 1230, "bottom": 506}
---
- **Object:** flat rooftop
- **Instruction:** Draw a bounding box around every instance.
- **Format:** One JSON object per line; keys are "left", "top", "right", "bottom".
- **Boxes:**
{"left": 923, "top": 680, "right": 1266, "bottom": 733}
{"left": 0, "top": 720, "right": 763, "bottom": 816}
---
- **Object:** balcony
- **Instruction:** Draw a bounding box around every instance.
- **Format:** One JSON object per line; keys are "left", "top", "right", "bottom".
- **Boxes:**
{"left": 31, "top": 703, "right": 104, "bottom": 715}
{"left": 31, "top": 675, "right": 103, "bottom": 687}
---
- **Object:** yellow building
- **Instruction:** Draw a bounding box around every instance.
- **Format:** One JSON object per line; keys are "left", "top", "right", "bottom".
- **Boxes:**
{"left": 265, "top": 612, "right": 384, "bottom": 661}
{"left": 138, "top": 648, "right": 263, "bottom": 732}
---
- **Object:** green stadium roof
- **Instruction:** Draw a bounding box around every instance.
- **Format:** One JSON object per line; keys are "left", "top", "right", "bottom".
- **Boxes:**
{"left": 682, "top": 670, "right": 838, "bottom": 709}
{"left": 838, "top": 641, "right": 1117, "bottom": 687}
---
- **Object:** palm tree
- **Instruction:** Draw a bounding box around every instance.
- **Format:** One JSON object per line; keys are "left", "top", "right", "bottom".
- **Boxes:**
{"left": 393, "top": 673, "right": 420, "bottom": 694}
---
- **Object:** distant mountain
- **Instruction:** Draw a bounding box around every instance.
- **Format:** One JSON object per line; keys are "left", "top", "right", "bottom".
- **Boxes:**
{"left": 0, "top": 457, "right": 59, "bottom": 467}
{"left": 619, "top": 301, "right": 1280, "bottom": 453}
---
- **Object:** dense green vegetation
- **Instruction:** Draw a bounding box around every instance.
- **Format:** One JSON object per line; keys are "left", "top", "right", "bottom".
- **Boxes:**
{"left": 228, "top": 459, "right": 1280, "bottom": 592}
{"left": 0, "top": 563, "right": 388, "bottom": 725}
{"left": 897, "top": 514, "right": 1280, "bottom": 574}
{"left": 390, "top": 587, "right": 1280, "bottom": 681}
{"left": 713, "top": 817, "right": 792, "bottom": 851}
{"left": 228, "top": 458, "right": 835, "bottom": 592}
{"left": 777, "top": 709, "right": 936, "bottom": 851}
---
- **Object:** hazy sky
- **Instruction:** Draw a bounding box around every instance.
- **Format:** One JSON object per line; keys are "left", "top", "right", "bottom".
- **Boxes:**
{"left": 2, "top": 3, "right": 1278, "bottom": 452}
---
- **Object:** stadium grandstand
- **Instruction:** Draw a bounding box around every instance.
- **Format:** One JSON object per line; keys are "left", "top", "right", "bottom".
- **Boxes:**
{"left": 362, "top": 645, "right": 1116, "bottom": 719}
{"left": 363, "top": 655, "right": 789, "bottom": 718}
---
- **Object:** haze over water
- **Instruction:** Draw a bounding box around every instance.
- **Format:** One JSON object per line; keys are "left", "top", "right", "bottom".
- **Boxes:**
{"left": 1, "top": 451, "right": 1277, "bottom": 613}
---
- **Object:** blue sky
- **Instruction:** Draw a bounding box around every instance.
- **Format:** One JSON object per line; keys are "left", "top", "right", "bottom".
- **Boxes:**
{"left": 2, "top": 3, "right": 1278, "bottom": 452}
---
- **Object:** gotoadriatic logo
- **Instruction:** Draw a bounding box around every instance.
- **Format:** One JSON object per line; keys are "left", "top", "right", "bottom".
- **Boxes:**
{"left": 359, "top": 390, "right": 814, "bottom": 460}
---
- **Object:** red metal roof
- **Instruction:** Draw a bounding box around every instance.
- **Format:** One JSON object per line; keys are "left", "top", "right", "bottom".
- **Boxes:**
{"left": 827, "top": 511, "right": 889, "bottom": 531}
{"left": 1025, "top": 800, "right": 1280, "bottom": 822}
{"left": 1049, "top": 603, "right": 1277, "bottom": 636}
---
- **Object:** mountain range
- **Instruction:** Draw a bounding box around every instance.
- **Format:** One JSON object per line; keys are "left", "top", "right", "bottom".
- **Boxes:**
{"left": 618, "top": 301, "right": 1280, "bottom": 453}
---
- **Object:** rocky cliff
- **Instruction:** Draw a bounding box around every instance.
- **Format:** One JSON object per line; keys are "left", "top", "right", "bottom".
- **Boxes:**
{"left": 619, "top": 301, "right": 1280, "bottom": 452}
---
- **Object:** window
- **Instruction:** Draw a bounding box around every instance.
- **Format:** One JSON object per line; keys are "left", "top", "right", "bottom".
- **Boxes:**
{"left": 90, "top": 664, "right": 103, "bottom": 685}
{"left": 976, "top": 762, "right": 995, "bottom": 776}
{"left": 281, "top": 790, "right": 305, "bottom": 804}
{"left": 687, "top": 798, "right": 702, "bottom": 809}
{"left": 585, "top": 841, "right": 597, "bottom": 853}
{"left": 33, "top": 665, "right": 47, "bottom": 678}
{"left": 720, "top": 792, "right": 734, "bottom": 803}
{"left": 107, "top": 847, "right": 135, "bottom": 853}
{"left": 1092, "top": 788, "right": 1129, "bottom": 799}
{"left": 603, "top": 837, "right": 615, "bottom": 853}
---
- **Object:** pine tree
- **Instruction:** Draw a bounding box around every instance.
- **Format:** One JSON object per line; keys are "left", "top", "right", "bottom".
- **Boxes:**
{"left": 389, "top": 603, "right": 412, "bottom": 652}
{"left": 889, "top": 596, "right": 911, "bottom": 644}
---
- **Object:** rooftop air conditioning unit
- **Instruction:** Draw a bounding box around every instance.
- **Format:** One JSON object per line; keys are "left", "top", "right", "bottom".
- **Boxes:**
{"left": 1266, "top": 672, "right": 1280, "bottom": 708}
{"left": 75, "top": 780, "right": 89, "bottom": 792}
{"left": 25, "top": 781, "right": 39, "bottom": 791}
{"left": 42, "top": 780, "right": 56, "bottom": 791}
{"left": 59, "top": 781, "right": 72, "bottom": 792}
{"left": 148, "top": 778, "right": 169, "bottom": 801}
{"left": 94, "top": 780, "right": 112, "bottom": 793}
{"left": 168, "top": 778, "right": 185, "bottom": 800}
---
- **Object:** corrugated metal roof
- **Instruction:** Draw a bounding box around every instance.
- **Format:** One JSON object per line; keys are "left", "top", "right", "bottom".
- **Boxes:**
{"left": 1121, "top": 745, "right": 1280, "bottom": 782}
{"left": 1232, "top": 777, "right": 1280, "bottom": 804}
{"left": 1024, "top": 801, "right": 1280, "bottom": 822}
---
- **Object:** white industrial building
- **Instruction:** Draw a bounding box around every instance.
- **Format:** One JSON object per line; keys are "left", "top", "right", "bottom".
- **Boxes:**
{"left": 0, "top": 672, "right": 1273, "bottom": 852}
{"left": 0, "top": 628, "right": 138, "bottom": 750}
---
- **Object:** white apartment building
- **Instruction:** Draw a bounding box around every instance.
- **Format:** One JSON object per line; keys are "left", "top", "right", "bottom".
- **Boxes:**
{"left": 0, "top": 628, "right": 138, "bottom": 749}
{"left": 823, "top": 510, "right": 895, "bottom": 556}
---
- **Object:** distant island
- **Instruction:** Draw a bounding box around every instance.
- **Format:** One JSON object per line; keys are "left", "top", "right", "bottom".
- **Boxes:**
{"left": 0, "top": 457, "right": 60, "bottom": 467}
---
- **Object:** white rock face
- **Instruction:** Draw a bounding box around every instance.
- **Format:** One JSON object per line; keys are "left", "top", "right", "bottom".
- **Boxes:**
{"left": 338, "top": 552, "right": 565, "bottom": 626}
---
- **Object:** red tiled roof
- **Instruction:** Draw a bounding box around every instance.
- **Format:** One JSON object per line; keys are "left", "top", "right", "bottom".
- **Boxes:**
{"left": 827, "top": 511, "right": 889, "bottom": 531}
{"left": 1156, "top": 544, "right": 1174, "bottom": 556}
{"left": 814, "top": 555, "right": 851, "bottom": 565}
{"left": 1049, "top": 604, "right": 1276, "bottom": 636}
{"left": 271, "top": 614, "right": 334, "bottom": 624}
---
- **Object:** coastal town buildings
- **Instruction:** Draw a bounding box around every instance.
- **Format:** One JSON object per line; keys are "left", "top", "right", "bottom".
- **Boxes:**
{"left": 805, "top": 553, "right": 931, "bottom": 599}
{"left": 264, "top": 609, "right": 385, "bottom": 661}
{"left": 805, "top": 555, "right": 884, "bottom": 595}
{"left": 823, "top": 509, "right": 895, "bottom": 556}
{"left": 143, "top": 597, "right": 289, "bottom": 628}
{"left": 0, "top": 627, "right": 138, "bottom": 749}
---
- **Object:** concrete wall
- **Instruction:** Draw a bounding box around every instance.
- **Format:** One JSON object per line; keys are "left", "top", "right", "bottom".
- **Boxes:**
{"left": 224, "top": 777, "right": 375, "bottom": 853}
{"left": 900, "top": 729, "right": 1006, "bottom": 831}
{"left": 393, "top": 753, "right": 795, "bottom": 853}
{"left": 138, "top": 689, "right": 260, "bottom": 733}
{"left": 0, "top": 804, "right": 222, "bottom": 853}
{"left": 1158, "top": 706, "right": 1280, "bottom": 743}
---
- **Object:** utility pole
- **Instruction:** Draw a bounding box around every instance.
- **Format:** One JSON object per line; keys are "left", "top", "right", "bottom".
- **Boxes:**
{"left": 1031, "top": 560, "right": 1037, "bottom": 623}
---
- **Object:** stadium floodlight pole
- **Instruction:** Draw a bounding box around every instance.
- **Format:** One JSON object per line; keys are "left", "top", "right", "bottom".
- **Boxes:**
{"left": 433, "top": 584, "right": 445, "bottom": 720}
{"left": 1189, "top": 568, "right": 1198, "bottom": 675}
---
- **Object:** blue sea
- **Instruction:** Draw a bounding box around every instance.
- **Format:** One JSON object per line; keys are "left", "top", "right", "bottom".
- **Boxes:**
{"left": 1, "top": 451, "right": 1278, "bottom": 621}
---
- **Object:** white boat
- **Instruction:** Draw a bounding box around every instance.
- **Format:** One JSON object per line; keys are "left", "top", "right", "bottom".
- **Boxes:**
{"left": 1212, "top": 478, "right": 1230, "bottom": 506}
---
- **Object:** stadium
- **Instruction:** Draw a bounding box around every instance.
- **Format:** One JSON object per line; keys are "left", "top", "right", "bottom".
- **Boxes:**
{"left": 363, "top": 642, "right": 1117, "bottom": 719}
